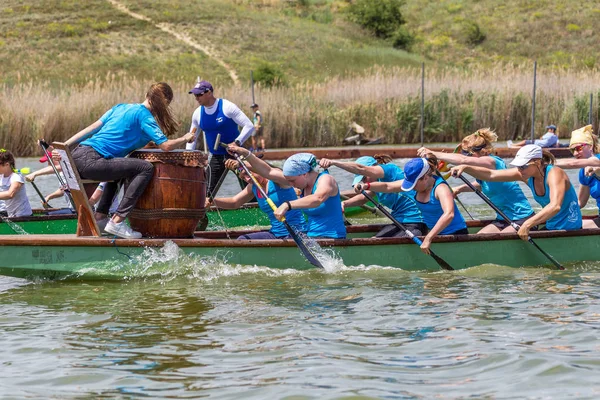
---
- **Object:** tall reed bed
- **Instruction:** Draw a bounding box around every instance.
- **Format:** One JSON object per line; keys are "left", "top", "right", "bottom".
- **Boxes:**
{"left": 2, "top": 65, "right": 599, "bottom": 156}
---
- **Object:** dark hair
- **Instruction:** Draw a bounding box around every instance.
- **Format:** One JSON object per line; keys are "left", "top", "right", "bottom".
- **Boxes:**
{"left": 374, "top": 154, "right": 393, "bottom": 165}
{"left": 146, "top": 82, "right": 179, "bottom": 136}
{"left": 541, "top": 150, "right": 555, "bottom": 166}
{"left": 423, "top": 153, "right": 439, "bottom": 175}
{"left": 0, "top": 150, "right": 16, "bottom": 170}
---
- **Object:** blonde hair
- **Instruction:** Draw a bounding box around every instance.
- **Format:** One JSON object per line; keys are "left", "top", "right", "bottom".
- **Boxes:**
{"left": 461, "top": 128, "right": 498, "bottom": 155}
{"left": 374, "top": 154, "right": 393, "bottom": 165}
{"left": 146, "top": 82, "right": 179, "bottom": 136}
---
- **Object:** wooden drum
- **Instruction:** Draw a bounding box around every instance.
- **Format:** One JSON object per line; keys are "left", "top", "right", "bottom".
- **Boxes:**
{"left": 128, "top": 149, "right": 208, "bottom": 238}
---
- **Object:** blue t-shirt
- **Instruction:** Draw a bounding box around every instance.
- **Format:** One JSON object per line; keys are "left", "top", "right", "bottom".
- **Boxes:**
{"left": 376, "top": 164, "right": 422, "bottom": 224}
{"left": 578, "top": 154, "right": 600, "bottom": 213}
{"left": 81, "top": 104, "right": 168, "bottom": 158}
{"left": 476, "top": 156, "right": 534, "bottom": 221}
{"left": 302, "top": 172, "right": 346, "bottom": 239}
{"left": 527, "top": 165, "right": 581, "bottom": 230}
{"left": 252, "top": 181, "right": 306, "bottom": 237}
{"left": 410, "top": 176, "right": 467, "bottom": 235}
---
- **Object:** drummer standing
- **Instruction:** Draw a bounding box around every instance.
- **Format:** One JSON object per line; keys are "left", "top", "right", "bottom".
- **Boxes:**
{"left": 185, "top": 79, "right": 255, "bottom": 197}
{"left": 58, "top": 82, "right": 194, "bottom": 239}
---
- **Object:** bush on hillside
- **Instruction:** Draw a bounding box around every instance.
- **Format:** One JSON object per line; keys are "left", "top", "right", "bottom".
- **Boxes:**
{"left": 253, "top": 62, "right": 287, "bottom": 87}
{"left": 392, "top": 26, "right": 414, "bottom": 50}
{"left": 463, "top": 21, "right": 486, "bottom": 46}
{"left": 346, "top": 0, "right": 409, "bottom": 39}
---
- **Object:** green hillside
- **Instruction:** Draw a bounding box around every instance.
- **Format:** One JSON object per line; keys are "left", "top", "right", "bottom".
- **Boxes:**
{"left": 2, "top": 0, "right": 599, "bottom": 88}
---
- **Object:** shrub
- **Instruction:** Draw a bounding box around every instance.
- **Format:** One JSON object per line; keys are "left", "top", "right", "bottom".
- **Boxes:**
{"left": 463, "top": 21, "right": 486, "bottom": 46}
{"left": 253, "top": 62, "right": 287, "bottom": 87}
{"left": 392, "top": 26, "right": 414, "bottom": 50}
{"left": 346, "top": 0, "right": 407, "bottom": 39}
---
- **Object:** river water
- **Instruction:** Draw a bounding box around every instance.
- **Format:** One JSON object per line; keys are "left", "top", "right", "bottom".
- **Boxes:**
{"left": 0, "top": 156, "right": 598, "bottom": 399}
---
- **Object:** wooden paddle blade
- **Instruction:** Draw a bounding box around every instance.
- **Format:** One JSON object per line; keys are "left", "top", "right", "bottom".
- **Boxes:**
{"left": 430, "top": 250, "right": 454, "bottom": 271}
{"left": 284, "top": 221, "right": 324, "bottom": 269}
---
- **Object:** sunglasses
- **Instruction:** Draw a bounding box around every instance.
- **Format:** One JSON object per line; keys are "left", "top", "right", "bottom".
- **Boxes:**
{"left": 569, "top": 144, "right": 588, "bottom": 154}
{"left": 194, "top": 91, "right": 209, "bottom": 98}
{"left": 460, "top": 144, "right": 486, "bottom": 156}
{"left": 517, "top": 161, "right": 535, "bottom": 171}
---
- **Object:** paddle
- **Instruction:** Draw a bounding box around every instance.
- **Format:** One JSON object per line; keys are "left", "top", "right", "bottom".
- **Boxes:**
{"left": 339, "top": 193, "right": 385, "bottom": 217}
{"left": 359, "top": 190, "right": 454, "bottom": 271}
{"left": 224, "top": 145, "right": 325, "bottom": 269}
{"left": 454, "top": 174, "right": 564, "bottom": 270}
{"left": 38, "top": 139, "right": 76, "bottom": 210}
{"left": 30, "top": 180, "right": 52, "bottom": 208}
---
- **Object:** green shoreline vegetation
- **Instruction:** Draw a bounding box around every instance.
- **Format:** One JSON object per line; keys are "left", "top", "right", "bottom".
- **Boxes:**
{"left": 1, "top": 0, "right": 599, "bottom": 155}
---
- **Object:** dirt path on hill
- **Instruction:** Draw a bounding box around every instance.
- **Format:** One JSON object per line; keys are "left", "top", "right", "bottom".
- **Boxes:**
{"left": 106, "top": 0, "right": 239, "bottom": 85}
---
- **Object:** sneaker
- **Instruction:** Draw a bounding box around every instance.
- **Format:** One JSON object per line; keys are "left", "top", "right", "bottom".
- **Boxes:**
{"left": 105, "top": 220, "right": 142, "bottom": 239}
{"left": 507, "top": 140, "right": 513, "bottom": 148}
{"left": 96, "top": 217, "right": 109, "bottom": 232}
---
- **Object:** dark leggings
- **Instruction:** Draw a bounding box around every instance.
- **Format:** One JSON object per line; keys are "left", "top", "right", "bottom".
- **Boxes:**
{"left": 237, "top": 231, "right": 290, "bottom": 240}
{"left": 72, "top": 145, "right": 154, "bottom": 218}
{"left": 375, "top": 223, "right": 428, "bottom": 238}
{"left": 208, "top": 154, "right": 251, "bottom": 199}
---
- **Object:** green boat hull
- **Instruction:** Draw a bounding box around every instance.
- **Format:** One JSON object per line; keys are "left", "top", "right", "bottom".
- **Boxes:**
{"left": 0, "top": 228, "right": 598, "bottom": 280}
{"left": 0, "top": 203, "right": 374, "bottom": 235}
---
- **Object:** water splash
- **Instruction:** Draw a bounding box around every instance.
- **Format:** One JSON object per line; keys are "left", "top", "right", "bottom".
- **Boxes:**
{"left": 300, "top": 234, "right": 345, "bottom": 273}
{"left": 0, "top": 215, "right": 28, "bottom": 235}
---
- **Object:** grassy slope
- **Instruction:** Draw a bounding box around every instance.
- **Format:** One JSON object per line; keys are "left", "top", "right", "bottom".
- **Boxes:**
{"left": 0, "top": 0, "right": 420, "bottom": 87}
{"left": 404, "top": 0, "right": 600, "bottom": 68}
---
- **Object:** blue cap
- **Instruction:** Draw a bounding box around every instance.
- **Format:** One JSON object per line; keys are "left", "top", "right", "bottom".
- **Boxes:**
{"left": 401, "top": 158, "right": 430, "bottom": 191}
{"left": 546, "top": 124, "right": 557, "bottom": 130}
{"left": 351, "top": 156, "right": 378, "bottom": 187}
{"left": 283, "top": 153, "right": 317, "bottom": 176}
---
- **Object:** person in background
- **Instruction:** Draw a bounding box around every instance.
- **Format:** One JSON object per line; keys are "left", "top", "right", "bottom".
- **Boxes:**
{"left": 508, "top": 124, "right": 559, "bottom": 148}
{"left": 0, "top": 149, "right": 32, "bottom": 217}
{"left": 418, "top": 128, "right": 535, "bottom": 234}
{"left": 451, "top": 145, "right": 582, "bottom": 241}
{"left": 555, "top": 125, "right": 600, "bottom": 228}
{"left": 56, "top": 82, "right": 194, "bottom": 239}
{"left": 356, "top": 156, "right": 467, "bottom": 254}
{"left": 185, "top": 78, "right": 254, "bottom": 197}
{"left": 209, "top": 159, "right": 306, "bottom": 239}
{"left": 319, "top": 155, "right": 425, "bottom": 238}
{"left": 227, "top": 144, "right": 346, "bottom": 239}
{"left": 250, "top": 103, "right": 265, "bottom": 152}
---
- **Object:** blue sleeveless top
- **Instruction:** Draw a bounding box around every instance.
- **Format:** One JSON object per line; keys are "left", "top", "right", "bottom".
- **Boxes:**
{"left": 252, "top": 181, "right": 306, "bottom": 238}
{"left": 578, "top": 154, "right": 600, "bottom": 213}
{"left": 527, "top": 165, "right": 581, "bottom": 230}
{"left": 376, "top": 164, "right": 423, "bottom": 224}
{"left": 302, "top": 172, "right": 346, "bottom": 239}
{"left": 413, "top": 176, "right": 467, "bottom": 235}
{"left": 200, "top": 99, "right": 240, "bottom": 155}
{"left": 476, "top": 155, "right": 534, "bottom": 221}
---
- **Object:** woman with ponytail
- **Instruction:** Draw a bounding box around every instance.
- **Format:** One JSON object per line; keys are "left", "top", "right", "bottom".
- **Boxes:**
{"left": 319, "top": 154, "right": 425, "bottom": 238}
{"left": 59, "top": 82, "right": 195, "bottom": 238}
{"left": 451, "top": 145, "right": 581, "bottom": 241}
{"left": 556, "top": 125, "right": 600, "bottom": 228}
{"left": 354, "top": 154, "right": 467, "bottom": 254}
{"left": 418, "top": 128, "right": 535, "bottom": 233}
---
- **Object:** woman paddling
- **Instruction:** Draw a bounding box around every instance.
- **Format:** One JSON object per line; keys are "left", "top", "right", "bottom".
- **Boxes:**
{"left": 451, "top": 145, "right": 582, "bottom": 241}
{"left": 555, "top": 125, "right": 600, "bottom": 228}
{"left": 418, "top": 128, "right": 535, "bottom": 234}
{"left": 56, "top": 82, "right": 195, "bottom": 239}
{"left": 0, "top": 149, "right": 32, "bottom": 218}
{"left": 355, "top": 156, "right": 467, "bottom": 254}
{"left": 226, "top": 145, "right": 346, "bottom": 239}
{"left": 209, "top": 160, "right": 306, "bottom": 240}
{"left": 319, "top": 155, "right": 425, "bottom": 238}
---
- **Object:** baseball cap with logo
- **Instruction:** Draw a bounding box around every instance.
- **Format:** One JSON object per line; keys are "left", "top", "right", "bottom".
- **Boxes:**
{"left": 189, "top": 79, "right": 213, "bottom": 95}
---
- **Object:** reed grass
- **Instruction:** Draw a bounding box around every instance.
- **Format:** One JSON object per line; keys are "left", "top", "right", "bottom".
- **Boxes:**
{"left": 2, "top": 65, "right": 599, "bottom": 156}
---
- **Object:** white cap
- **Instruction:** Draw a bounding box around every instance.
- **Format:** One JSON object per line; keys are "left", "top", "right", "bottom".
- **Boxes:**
{"left": 510, "top": 144, "right": 543, "bottom": 167}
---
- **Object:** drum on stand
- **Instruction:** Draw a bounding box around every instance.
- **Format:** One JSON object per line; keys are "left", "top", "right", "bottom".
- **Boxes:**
{"left": 128, "top": 149, "right": 207, "bottom": 238}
